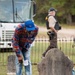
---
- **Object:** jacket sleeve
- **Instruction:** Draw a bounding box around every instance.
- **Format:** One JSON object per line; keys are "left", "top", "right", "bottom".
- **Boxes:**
{"left": 12, "top": 28, "right": 22, "bottom": 57}
{"left": 25, "top": 27, "right": 39, "bottom": 50}
{"left": 30, "top": 27, "right": 39, "bottom": 43}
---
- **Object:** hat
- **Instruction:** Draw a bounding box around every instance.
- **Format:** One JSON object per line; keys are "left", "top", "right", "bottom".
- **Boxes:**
{"left": 48, "top": 7, "right": 57, "bottom": 12}
{"left": 25, "top": 20, "right": 36, "bottom": 31}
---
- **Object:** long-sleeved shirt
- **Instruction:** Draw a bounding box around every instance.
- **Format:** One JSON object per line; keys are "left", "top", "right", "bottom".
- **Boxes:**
{"left": 12, "top": 23, "right": 38, "bottom": 57}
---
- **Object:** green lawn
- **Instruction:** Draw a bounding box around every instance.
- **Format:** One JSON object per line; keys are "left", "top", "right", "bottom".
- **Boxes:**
{"left": 31, "top": 42, "right": 75, "bottom": 63}
{"left": 0, "top": 41, "right": 75, "bottom": 75}
{"left": 35, "top": 22, "right": 75, "bottom": 29}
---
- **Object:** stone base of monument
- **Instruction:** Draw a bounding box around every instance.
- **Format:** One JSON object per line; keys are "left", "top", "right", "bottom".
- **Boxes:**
{"left": 7, "top": 55, "right": 16, "bottom": 75}
{"left": 38, "top": 48, "right": 74, "bottom": 75}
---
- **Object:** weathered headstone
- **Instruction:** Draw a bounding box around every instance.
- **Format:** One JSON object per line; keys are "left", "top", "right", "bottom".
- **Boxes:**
{"left": 38, "top": 48, "right": 73, "bottom": 75}
{"left": 7, "top": 55, "right": 16, "bottom": 75}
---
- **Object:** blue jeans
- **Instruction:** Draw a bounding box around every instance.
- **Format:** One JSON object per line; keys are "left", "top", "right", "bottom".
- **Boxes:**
{"left": 15, "top": 47, "right": 32, "bottom": 75}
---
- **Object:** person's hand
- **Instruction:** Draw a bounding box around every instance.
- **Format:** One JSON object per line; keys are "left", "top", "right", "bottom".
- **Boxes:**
{"left": 54, "top": 30, "right": 58, "bottom": 34}
{"left": 55, "top": 30, "right": 58, "bottom": 34}
{"left": 18, "top": 55, "right": 23, "bottom": 64}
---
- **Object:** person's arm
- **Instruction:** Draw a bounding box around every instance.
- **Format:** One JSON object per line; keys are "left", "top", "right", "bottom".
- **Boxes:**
{"left": 31, "top": 27, "right": 38, "bottom": 42}
{"left": 33, "top": 27, "right": 39, "bottom": 38}
{"left": 28, "top": 27, "right": 39, "bottom": 43}
{"left": 50, "top": 27, "right": 57, "bottom": 34}
{"left": 12, "top": 27, "right": 23, "bottom": 63}
{"left": 25, "top": 27, "right": 39, "bottom": 50}
{"left": 48, "top": 16, "right": 57, "bottom": 34}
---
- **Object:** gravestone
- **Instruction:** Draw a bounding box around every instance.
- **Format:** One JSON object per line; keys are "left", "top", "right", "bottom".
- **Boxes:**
{"left": 7, "top": 55, "right": 16, "bottom": 75}
{"left": 38, "top": 48, "right": 73, "bottom": 75}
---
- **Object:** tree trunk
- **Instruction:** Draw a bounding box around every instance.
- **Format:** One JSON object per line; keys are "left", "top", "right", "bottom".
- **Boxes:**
{"left": 66, "top": 13, "right": 72, "bottom": 24}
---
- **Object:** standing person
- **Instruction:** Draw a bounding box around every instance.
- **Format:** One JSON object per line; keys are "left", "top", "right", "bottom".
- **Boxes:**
{"left": 42, "top": 7, "right": 61, "bottom": 57}
{"left": 12, "top": 20, "right": 38, "bottom": 75}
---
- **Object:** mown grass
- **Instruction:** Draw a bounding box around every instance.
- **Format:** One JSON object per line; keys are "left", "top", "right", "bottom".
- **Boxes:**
{"left": 35, "top": 22, "right": 75, "bottom": 37}
{"left": 60, "top": 24, "right": 75, "bottom": 29}
{"left": 0, "top": 41, "right": 75, "bottom": 75}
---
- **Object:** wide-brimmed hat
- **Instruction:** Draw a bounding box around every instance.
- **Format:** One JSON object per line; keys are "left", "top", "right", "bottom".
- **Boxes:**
{"left": 25, "top": 20, "right": 36, "bottom": 31}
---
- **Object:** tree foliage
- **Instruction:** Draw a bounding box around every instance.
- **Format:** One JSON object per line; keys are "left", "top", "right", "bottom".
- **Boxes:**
{"left": 34, "top": 0, "right": 75, "bottom": 24}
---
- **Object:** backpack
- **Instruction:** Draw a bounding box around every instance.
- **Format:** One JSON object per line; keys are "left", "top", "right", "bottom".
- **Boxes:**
{"left": 45, "top": 15, "right": 61, "bottom": 30}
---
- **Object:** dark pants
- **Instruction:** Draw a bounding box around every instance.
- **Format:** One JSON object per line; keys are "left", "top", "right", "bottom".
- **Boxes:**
{"left": 42, "top": 31, "right": 57, "bottom": 57}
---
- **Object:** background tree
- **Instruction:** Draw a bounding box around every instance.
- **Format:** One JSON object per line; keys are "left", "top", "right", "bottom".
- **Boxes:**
{"left": 34, "top": 0, "right": 75, "bottom": 25}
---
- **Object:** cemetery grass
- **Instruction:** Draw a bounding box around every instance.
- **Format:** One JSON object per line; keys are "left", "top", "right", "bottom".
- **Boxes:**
{"left": 0, "top": 42, "right": 75, "bottom": 75}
